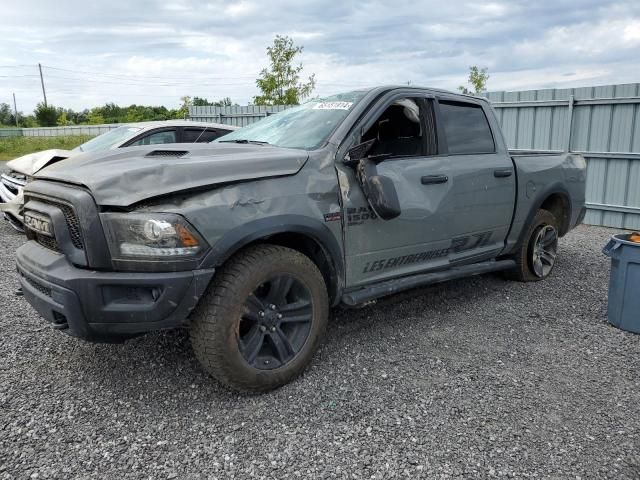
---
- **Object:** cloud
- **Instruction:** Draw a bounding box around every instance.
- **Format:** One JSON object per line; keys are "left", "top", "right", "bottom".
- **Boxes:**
{"left": 0, "top": 0, "right": 638, "bottom": 112}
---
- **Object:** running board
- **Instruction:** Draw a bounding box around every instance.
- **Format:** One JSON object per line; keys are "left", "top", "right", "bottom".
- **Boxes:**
{"left": 341, "top": 259, "right": 516, "bottom": 306}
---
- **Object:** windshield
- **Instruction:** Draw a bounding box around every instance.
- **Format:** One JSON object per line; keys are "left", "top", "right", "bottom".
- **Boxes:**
{"left": 73, "top": 126, "right": 142, "bottom": 153}
{"left": 215, "top": 91, "right": 367, "bottom": 150}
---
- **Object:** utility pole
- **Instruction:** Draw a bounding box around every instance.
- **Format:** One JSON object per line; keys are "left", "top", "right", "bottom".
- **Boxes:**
{"left": 38, "top": 63, "right": 47, "bottom": 107}
{"left": 12, "top": 93, "right": 18, "bottom": 126}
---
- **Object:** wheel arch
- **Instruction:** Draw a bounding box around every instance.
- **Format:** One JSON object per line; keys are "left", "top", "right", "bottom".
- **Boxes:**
{"left": 539, "top": 192, "right": 571, "bottom": 236}
{"left": 201, "top": 215, "right": 344, "bottom": 306}
{"left": 504, "top": 184, "right": 573, "bottom": 258}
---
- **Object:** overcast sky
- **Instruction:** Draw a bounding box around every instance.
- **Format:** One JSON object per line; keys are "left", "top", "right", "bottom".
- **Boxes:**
{"left": 1, "top": 0, "right": 639, "bottom": 113}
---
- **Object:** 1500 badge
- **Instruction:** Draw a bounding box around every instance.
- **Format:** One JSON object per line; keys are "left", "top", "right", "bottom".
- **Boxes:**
{"left": 347, "top": 207, "right": 377, "bottom": 226}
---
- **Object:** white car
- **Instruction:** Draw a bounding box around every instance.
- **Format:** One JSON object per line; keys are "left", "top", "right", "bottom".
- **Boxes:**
{"left": 0, "top": 120, "right": 238, "bottom": 231}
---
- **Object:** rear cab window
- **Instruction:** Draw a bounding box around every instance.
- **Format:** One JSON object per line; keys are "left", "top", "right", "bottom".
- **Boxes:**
{"left": 438, "top": 101, "right": 495, "bottom": 154}
{"left": 182, "top": 128, "right": 226, "bottom": 143}
{"left": 129, "top": 129, "right": 177, "bottom": 146}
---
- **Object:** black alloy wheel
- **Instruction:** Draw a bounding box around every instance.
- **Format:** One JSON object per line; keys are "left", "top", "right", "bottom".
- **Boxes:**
{"left": 238, "top": 275, "right": 314, "bottom": 370}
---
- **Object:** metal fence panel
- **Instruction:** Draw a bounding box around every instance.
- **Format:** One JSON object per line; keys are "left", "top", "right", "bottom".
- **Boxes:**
{"left": 188, "top": 105, "right": 293, "bottom": 127}
{"left": 22, "top": 125, "right": 121, "bottom": 137}
{"left": 0, "top": 129, "right": 23, "bottom": 137}
{"left": 0, "top": 125, "right": 122, "bottom": 138}
{"left": 488, "top": 82, "right": 640, "bottom": 229}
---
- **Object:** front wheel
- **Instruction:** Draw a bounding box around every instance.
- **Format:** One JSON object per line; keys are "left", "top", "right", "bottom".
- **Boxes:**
{"left": 190, "top": 244, "right": 329, "bottom": 393}
{"left": 505, "top": 209, "right": 559, "bottom": 282}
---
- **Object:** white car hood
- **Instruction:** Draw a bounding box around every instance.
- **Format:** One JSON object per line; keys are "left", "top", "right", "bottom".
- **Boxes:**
{"left": 6, "top": 149, "right": 73, "bottom": 176}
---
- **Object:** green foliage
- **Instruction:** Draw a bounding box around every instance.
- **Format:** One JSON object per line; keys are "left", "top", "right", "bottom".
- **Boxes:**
{"left": 254, "top": 35, "right": 316, "bottom": 106}
{"left": 188, "top": 96, "right": 236, "bottom": 107}
{"left": 87, "top": 108, "right": 105, "bottom": 125}
{"left": 56, "top": 111, "right": 71, "bottom": 126}
{"left": 458, "top": 66, "right": 490, "bottom": 95}
{"left": 0, "top": 135, "right": 93, "bottom": 161}
{"left": 34, "top": 103, "right": 60, "bottom": 127}
{"left": 178, "top": 96, "right": 192, "bottom": 118}
{"left": 205, "top": 97, "right": 234, "bottom": 107}
{"left": 0, "top": 103, "right": 16, "bottom": 126}
{"left": 0, "top": 95, "right": 238, "bottom": 129}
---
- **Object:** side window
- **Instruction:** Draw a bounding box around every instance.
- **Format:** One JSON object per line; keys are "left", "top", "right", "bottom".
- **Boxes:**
{"left": 438, "top": 101, "right": 495, "bottom": 154}
{"left": 362, "top": 97, "right": 435, "bottom": 158}
{"left": 129, "top": 129, "right": 177, "bottom": 146}
{"left": 182, "top": 128, "right": 225, "bottom": 143}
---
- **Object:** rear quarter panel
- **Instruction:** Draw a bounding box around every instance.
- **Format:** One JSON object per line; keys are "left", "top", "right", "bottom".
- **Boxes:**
{"left": 504, "top": 153, "right": 586, "bottom": 254}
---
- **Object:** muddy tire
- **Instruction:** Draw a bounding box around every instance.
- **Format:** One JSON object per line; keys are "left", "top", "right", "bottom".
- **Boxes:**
{"left": 504, "top": 209, "right": 559, "bottom": 282}
{"left": 190, "top": 244, "right": 329, "bottom": 393}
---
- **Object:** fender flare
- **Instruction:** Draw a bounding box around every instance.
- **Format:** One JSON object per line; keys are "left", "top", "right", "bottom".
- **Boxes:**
{"left": 509, "top": 183, "right": 572, "bottom": 255}
{"left": 200, "top": 214, "right": 345, "bottom": 300}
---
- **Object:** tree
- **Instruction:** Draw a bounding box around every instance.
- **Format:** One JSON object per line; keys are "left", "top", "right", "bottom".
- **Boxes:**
{"left": 458, "top": 66, "right": 489, "bottom": 96}
{"left": 34, "top": 103, "right": 60, "bottom": 127}
{"left": 87, "top": 108, "right": 105, "bottom": 125}
{"left": 176, "top": 96, "right": 193, "bottom": 118}
{"left": 213, "top": 97, "right": 234, "bottom": 107}
{"left": 56, "top": 111, "right": 72, "bottom": 126}
{"left": 0, "top": 103, "right": 14, "bottom": 126}
{"left": 19, "top": 115, "right": 37, "bottom": 128}
{"left": 192, "top": 96, "right": 212, "bottom": 106}
{"left": 192, "top": 96, "right": 236, "bottom": 107}
{"left": 254, "top": 35, "right": 316, "bottom": 105}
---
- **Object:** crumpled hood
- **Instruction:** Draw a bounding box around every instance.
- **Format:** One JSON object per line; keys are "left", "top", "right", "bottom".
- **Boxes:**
{"left": 34, "top": 143, "right": 309, "bottom": 206}
{"left": 7, "top": 149, "right": 73, "bottom": 176}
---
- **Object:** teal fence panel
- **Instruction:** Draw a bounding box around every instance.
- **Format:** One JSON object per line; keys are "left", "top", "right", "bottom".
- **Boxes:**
{"left": 487, "top": 83, "right": 640, "bottom": 229}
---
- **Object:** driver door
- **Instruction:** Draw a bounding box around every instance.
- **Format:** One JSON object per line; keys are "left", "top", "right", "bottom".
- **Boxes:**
{"left": 337, "top": 92, "right": 455, "bottom": 288}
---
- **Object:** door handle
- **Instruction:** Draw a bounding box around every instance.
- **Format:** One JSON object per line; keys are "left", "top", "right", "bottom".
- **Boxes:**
{"left": 494, "top": 168, "right": 513, "bottom": 178}
{"left": 421, "top": 175, "right": 448, "bottom": 185}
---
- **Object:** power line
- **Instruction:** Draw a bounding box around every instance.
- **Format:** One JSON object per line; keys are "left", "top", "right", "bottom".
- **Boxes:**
{"left": 0, "top": 74, "right": 40, "bottom": 78}
{"left": 40, "top": 73, "right": 257, "bottom": 87}
{"left": 0, "top": 64, "right": 260, "bottom": 83}
{"left": 42, "top": 64, "right": 258, "bottom": 81}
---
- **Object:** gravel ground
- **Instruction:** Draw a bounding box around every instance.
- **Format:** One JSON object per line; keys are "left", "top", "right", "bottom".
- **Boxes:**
{"left": 1, "top": 218, "right": 639, "bottom": 479}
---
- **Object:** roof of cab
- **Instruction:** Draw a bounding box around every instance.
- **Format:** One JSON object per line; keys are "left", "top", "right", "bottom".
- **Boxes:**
{"left": 118, "top": 119, "right": 239, "bottom": 130}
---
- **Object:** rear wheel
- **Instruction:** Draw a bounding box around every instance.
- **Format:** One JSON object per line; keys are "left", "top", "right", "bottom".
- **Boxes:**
{"left": 505, "top": 209, "right": 559, "bottom": 282}
{"left": 190, "top": 244, "right": 328, "bottom": 393}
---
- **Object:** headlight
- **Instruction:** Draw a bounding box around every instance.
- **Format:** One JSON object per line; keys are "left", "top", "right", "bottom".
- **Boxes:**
{"left": 101, "top": 212, "right": 208, "bottom": 261}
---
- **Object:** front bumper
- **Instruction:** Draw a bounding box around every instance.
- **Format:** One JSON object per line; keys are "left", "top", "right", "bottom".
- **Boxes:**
{"left": 0, "top": 173, "right": 25, "bottom": 231}
{"left": 0, "top": 172, "right": 24, "bottom": 202}
{"left": 1, "top": 197, "right": 24, "bottom": 232}
{"left": 16, "top": 241, "right": 215, "bottom": 342}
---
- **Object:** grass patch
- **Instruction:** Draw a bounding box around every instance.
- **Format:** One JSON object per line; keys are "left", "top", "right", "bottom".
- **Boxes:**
{"left": 0, "top": 135, "right": 94, "bottom": 161}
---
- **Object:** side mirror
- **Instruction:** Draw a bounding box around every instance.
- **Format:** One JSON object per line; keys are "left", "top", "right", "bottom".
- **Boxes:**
{"left": 356, "top": 158, "right": 401, "bottom": 220}
{"left": 345, "top": 139, "right": 376, "bottom": 165}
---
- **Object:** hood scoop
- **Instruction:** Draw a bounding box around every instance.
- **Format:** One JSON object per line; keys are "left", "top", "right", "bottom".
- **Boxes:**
{"left": 146, "top": 150, "right": 189, "bottom": 157}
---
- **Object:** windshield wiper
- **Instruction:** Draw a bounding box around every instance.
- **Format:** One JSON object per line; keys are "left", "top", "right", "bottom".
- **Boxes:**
{"left": 218, "top": 139, "right": 270, "bottom": 145}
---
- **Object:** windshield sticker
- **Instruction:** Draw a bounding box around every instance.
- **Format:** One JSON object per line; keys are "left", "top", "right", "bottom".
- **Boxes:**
{"left": 313, "top": 101, "right": 353, "bottom": 110}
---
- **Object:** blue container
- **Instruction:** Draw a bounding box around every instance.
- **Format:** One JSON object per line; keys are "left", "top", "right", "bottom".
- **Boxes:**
{"left": 603, "top": 233, "right": 640, "bottom": 333}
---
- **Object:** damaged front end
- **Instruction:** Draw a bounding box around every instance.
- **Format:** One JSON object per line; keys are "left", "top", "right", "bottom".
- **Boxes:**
{"left": 0, "top": 188, "right": 25, "bottom": 232}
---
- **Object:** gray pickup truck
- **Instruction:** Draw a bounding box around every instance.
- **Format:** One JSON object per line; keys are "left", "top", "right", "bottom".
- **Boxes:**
{"left": 16, "top": 86, "right": 586, "bottom": 392}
